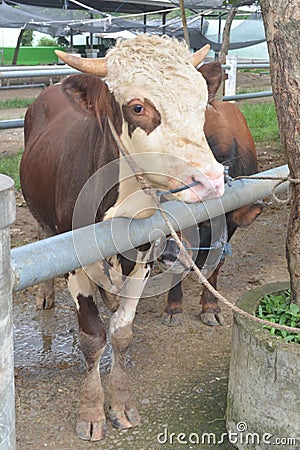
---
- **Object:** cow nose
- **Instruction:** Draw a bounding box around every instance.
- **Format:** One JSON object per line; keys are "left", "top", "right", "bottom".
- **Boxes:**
{"left": 204, "top": 172, "right": 225, "bottom": 197}
{"left": 184, "top": 168, "right": 225, "bottom": 202}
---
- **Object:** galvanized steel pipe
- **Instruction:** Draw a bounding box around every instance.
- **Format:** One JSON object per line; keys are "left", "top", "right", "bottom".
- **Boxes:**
{"left": 0, "top": 175, "right": 16, "bottom": 450}
{"left": 223, "top": 90, "right": 273, "bottom": 101}
{"left": 11, "top": 164, "right": 289, "bottom": 292}
{"left": 0, "top": 65, "right": 66, "bottom": 71}
{"left": 0, "top": 84, "right": 46, "bottom": 90}
{"left": 0, "top": 68, "right": 79, "bottom": 79}
{"left": 236, "top": 63, "right": 270, "bottom": 69}
{"left": 0, "top": 119, "right": 24, "bottom": 129}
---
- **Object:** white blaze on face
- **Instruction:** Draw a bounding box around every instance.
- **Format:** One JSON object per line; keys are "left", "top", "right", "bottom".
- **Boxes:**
{"left": 105, "top": 35, "right": 224, "bottom": 203}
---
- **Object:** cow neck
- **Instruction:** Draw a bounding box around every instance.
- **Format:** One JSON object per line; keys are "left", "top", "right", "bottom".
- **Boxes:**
{"left": 104, "top": 118, "right": 158, "bottom": 221}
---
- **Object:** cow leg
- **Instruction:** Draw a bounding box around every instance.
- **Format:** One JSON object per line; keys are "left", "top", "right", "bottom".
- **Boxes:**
{"left": 162, "top": 274, "right": 184, "bottom": 326}
{"left": 67, "top": 269, "right": 106, "bottom": 441}
{"left": 36, "top": 224, "right": 55, "bottom": 309}
{"left": 200, "top": 262, "right": 223, "bottom": 326}
{"left": 108, "top": 262, "right": 151, "bottom": 429}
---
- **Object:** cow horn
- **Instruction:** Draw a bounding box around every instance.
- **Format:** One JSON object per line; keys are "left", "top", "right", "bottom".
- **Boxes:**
{"left": 55, "top": 50, "right": 107, "bottom": 77}
{"left": 192, "top": 44, "right": 210, "bottom": 68}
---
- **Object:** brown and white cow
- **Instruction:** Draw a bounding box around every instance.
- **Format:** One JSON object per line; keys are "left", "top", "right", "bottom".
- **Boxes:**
{"left": 20, "top": 36, "right": 225, "bottom": 441}
{"left": 160, "top": 62, "right": 263, "bottom": 327}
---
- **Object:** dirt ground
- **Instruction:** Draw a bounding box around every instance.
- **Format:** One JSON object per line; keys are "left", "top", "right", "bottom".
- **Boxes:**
{"left": 0, "top": 73, "right": 291, "bottom": 449}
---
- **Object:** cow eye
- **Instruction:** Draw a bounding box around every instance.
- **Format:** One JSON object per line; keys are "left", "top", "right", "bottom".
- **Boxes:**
{"left": 133, "top": 104, "right": 144, "bottom": 114}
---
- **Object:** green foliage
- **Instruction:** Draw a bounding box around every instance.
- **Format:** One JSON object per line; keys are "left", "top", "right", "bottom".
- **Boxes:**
{"left": 56, "top": 36, "right": 69, "bottom": 47}
{"left": 0, "top": 98, "right": 35, "bottom": 110}
{"left": 256, "top": 289, "right": 300, "bottom": 344}
{"left": 0, "top": 150, "right": 23, "bottom": 190}
{"left": 239, "top": 102, "right": 280, "bottom": 143}
{"left": 37, "top": 36, "right": 58, "bottom": 46}
{"left": 21, "top": 30, "right": 33, "bottom": 46}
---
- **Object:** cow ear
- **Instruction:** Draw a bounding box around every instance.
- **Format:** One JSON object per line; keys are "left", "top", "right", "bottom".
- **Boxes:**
{"left": 61, "top": 74, "right": 109, "bottom": 117}
{"left": 198, "top": 62, "right": 222, "bottom": 104}
{"left": 231, "top": 203, "right": 264, "bottom": 227}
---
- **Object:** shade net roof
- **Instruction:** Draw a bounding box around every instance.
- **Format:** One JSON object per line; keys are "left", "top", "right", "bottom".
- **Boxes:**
{"left": 0, "top": 0, "right": 265, "bottom": 51}
{"left": 4, "top": 0, "right": 226, "bottom": 13}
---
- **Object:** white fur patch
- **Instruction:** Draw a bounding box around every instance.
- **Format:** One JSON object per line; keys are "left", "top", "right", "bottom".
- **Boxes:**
{"left": 67, "top": 269, "right": 96, "bottom": 309}
{"left": 103, "top": 35, "right": 224, "bottom": 202}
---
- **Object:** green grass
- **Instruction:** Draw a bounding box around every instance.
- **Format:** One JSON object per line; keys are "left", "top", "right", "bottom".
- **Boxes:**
{"left": 239, "top": 101, "right": 280, "bottom": 143}
{"left": 239, "top": 68, "right": 270, "bottom": 75}
{"left": 0, "top": 150, "right": 23, "bottom": 190}
{"left": 0, "top": 98, "right": 35, "bottom": 110}
{"left": 256, "top": 289, "right": 300, "bottom": 344}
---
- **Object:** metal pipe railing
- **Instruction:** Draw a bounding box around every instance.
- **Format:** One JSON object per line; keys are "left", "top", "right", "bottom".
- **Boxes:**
{"left": 0, "top": 84, "right": 46, "bottom": 90}
{"left": 0, "top": 61, "right": 273, "bottom": 130}
{"left": 0, "top": 119, "right": 25, "bottom": 129}
{"left": 0, "top": 86, "right": 274, "bottom": 130}
{"left": 11, "top": 164, "right": 289, "bottom": 292}
{"left": 0, "top": 68, "right": 79, "bottom": 79}
{"left": 222, "top": 90, "right": 273, "bottom": 101}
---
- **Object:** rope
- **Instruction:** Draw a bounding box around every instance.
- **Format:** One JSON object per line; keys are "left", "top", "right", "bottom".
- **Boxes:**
{"left": 107, "top": 118, "right": 300, "bottom": 334}
{"left": 232, "top": 174, "right": 300, "bottom": 204}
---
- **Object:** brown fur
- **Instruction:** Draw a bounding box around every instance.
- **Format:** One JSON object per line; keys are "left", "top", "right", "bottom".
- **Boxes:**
{"left": 21, "top": 78, "right": 122, "bottom": 233}
{"left": 164, "top": 62, "right": 263, "bottom": 326}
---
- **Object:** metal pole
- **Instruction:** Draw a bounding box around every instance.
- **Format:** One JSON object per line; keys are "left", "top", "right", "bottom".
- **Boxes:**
{"left": 0, "top": 119, "right": 24, "bottom": 129}
{"left": 222, "top": 90, "right": 273, "bottom": 101}
{"left": 11, "top": 164, "right": 289, "bottom": 292}
{"left": 0, "top": 68, "right": 79, "bottom": 79}
{"left": 0, "top": 174, "right": 16, "bottom": 450}
{"left": 0, "top": 84, "right": 46, "bottom": 90}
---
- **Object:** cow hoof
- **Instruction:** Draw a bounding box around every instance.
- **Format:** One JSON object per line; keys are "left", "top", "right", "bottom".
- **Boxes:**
{"left": 76, "top": 419, "right": 106, "bottom": 441}
{"left": 36, "top": 295, "right": 55, "bottom": 310}
{"left": 161, "top": 312, "right": 182, "bottom": 327}
{"left": 109, "top": 405, "right": 141, "bottom": 429}
{"left": 200, "top": 312, "right": 223, "bottom": 326}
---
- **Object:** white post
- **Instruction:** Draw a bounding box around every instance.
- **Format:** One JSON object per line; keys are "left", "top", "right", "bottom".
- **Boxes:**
{"left": 225, "top": 55, "right": 237, "bottom": 101}
{"left": 0, "top": 174, "right": 16, "bottom": 450}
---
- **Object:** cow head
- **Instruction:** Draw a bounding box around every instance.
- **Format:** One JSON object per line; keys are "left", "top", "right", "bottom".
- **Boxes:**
{"left": 56, "top": 35, "right": 224, "bottom": 204}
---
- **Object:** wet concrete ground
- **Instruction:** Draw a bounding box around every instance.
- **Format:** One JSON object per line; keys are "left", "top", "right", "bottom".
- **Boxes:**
{"left": 13, "top": 200, "right": 289, "bottom": 450}
{"left": 14, "top": 282, "right": 234, "bottom": 450}
{"left": 2, "top": 78, "right": 290, "bottom": 449}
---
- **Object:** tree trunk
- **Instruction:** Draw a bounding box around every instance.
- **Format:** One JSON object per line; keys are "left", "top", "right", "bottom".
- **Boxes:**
{"left": 12, "top": 29, "right": 25, "bottom": 65}
{"left": 179, "top": 0, "right": 190, "bottom": 48}
{"left": 218, "top": 5, "right": 238, "bottom": 65}
{"left": 260, "top": 1, "right": 300, "bottom": 305}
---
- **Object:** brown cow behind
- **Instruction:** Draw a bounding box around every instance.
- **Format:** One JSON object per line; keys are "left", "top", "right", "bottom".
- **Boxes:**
{"left": 161, "top": 62, "right": 263, "bottom": 326}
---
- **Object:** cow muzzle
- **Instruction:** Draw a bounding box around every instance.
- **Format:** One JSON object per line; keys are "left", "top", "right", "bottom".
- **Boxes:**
{"left": 185, "top": 172, "right": 225, "bottom": 202}
{"left": 158, "top": 237, "right": 191, "bottom": 274}
{"left": 172, "top": 165, "right": 225, "bottom": 203}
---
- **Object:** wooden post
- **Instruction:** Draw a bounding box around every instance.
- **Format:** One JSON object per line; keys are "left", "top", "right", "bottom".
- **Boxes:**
{"left": 179, "top": 0, "right": 190, "bottom": 47}
{"left": 12, "top": 28, "right": 25, "bottom": 66}
{"left": 0, "top": 174, "right": 16, "bottom": 450}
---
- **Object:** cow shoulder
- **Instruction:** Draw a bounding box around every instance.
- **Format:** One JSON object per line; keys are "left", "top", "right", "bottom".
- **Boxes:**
{"left": 204, "top": 101, "right": 258, "bottom": 176}
{"left": 62, "top": 74, "right": 122, "bottom": 133}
